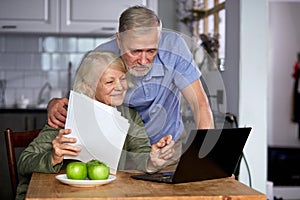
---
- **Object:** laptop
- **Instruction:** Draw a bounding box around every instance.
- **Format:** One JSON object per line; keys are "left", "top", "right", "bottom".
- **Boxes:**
{"left": 131, "top": 127, "right": 251, "bottom": 184}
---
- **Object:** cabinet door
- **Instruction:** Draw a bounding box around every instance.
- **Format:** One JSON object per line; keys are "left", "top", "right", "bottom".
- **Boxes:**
{"left": 60, "top": 0, "right": 157, "bottom": 35}
{"left": 0, "top": 0, "right": 59, "bottom": 33}
{"left": 0, "top": 113, "right": 25, "bottom": 132}
{"left": 0, "top": 112, "right": 47, "bottom": 132}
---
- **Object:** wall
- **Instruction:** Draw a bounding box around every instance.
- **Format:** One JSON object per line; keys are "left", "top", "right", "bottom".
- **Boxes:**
{"left": 157, "top": 0, "right": 177, "bottom": 31}
{"left": 268, "top": 1, "right": 300, "bottom": 147}
{"left": 0, "top": 35, "right": 110, "bottom": 107}
{"left": 223, "top": 0, "right": 240, "bottom": 117}
{"left": 225, "top": 0, "right": 268, "bottom": 194}
{"left": 239, "top": 0, "right": 268, "bottom": 194}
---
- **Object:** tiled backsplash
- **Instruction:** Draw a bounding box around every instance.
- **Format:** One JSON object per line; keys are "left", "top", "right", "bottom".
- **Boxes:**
{"left": 0, "top": 34, "right": 111, "bottom": 107}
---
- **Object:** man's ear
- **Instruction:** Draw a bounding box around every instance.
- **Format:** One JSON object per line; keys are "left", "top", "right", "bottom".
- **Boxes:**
{"left": 116, "top": 32, "right": 121, "bottom": 49}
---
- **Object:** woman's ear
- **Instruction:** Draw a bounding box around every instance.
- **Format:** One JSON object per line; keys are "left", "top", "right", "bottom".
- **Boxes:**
{"left": 83, "top": 82, "right": 95, "bottom": 99}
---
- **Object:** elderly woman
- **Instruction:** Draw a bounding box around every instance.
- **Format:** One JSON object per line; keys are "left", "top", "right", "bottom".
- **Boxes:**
{"left": 16, "top": 51, "right": 175, "bottom": 200}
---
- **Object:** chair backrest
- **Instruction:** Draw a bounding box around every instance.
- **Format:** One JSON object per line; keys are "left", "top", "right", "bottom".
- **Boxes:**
{"left": 4, "top": 128, "right": 41, "bottom": 198}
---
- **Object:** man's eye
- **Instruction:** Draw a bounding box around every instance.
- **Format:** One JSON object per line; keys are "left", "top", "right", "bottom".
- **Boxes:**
{"left": 147, "top": 49, "right": 157, "bottom": 55}
{"left": 131, "top": 50, "right": 141, "bottom": 55}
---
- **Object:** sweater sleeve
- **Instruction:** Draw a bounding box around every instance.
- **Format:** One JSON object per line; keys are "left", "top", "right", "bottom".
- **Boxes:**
{"left": 118, "top": 106, "right": 151, "bottom": 172}
{"left": 17, "top": 124, "right": 64, "bottom": 177}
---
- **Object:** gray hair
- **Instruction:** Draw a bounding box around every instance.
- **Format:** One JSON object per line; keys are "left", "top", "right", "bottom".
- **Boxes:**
{"left": 119, "top": 5, "right": 161, "bottom": 33}
{"left": 73, "top": 51, "right": 126, "bottom": 98}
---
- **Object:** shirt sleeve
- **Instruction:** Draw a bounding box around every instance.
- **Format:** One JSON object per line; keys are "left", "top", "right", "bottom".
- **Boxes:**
{"left": 158, "top": 32, "right": 201, "bottom": 90}
{"left": 173, "top": 35, "right": 201, "bottom": 90}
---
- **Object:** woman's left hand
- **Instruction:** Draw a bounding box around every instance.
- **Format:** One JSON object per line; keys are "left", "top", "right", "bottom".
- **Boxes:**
{"left": 148, "top": 134, "right": 175, "bottom": 170}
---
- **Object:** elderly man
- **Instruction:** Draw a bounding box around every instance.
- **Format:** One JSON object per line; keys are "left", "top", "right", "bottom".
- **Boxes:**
{"left": 47, "top": 6, "right": 214, "bottom": 161}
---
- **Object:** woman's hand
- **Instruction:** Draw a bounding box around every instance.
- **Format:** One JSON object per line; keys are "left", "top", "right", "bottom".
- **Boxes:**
{"left": 51, "top": 129, "right": 81, "bottom": 166}
{"left": 147, "top": 134, "right": 175, "bottom": 172}
{"left": 47, "top": 98, "right": 69, "bottom": 129}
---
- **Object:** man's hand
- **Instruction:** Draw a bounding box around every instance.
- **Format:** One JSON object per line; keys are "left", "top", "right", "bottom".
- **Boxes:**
{"left": 47, "top": 98, "right": 68, "bottom": 128}
{"left": 51, "top": 129, "right": 81, "bottom": 166}
{"left": 147, "top": 134, "right": 175, "bottom": 171}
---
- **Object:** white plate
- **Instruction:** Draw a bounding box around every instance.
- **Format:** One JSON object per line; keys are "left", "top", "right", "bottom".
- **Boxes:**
{"left": 55, "top": 174, "right": 116, "bottom": 187}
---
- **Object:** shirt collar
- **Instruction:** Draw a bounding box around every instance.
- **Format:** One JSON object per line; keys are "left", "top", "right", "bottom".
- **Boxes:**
{"left": 144, "top": 53, "right": 164, "bottom": 81}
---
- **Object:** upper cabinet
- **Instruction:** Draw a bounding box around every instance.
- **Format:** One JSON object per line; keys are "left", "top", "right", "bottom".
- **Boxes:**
{"left": 60, "top": 0, "right": 157, "bottom": 34}
{"left": 0, "top": 0, "right": 157, "bottom": 35}
{"left": 0, "top": 0, "right": 59, "bottom": 33}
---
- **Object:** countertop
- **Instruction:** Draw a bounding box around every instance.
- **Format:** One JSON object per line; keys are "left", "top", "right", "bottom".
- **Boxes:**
{"left": 26, "top": 171, "right": 266, "bottom": 200}
{"left": 0, "top": 106, "right": 47, "bottom": 113}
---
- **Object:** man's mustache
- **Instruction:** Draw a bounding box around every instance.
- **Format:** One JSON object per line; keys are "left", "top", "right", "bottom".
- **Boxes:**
{"left": 130, "top": 65, "right": 150, "bottom": 69}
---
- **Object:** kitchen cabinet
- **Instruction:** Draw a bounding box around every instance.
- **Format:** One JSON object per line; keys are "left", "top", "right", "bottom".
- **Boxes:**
{"left": 0, "top": 110, "right": 47, "bottom": 132}
{"left": 0, "top": 0, "right": 157, "bottom": 35}
{"left": 60, "top": 0, "right": 157, "bottom": 34}
{"left": 0, "top": 0, "right": 59, "bottom": 33}
{"left": 0, "top": 109, "right": 47, "bottom": 200}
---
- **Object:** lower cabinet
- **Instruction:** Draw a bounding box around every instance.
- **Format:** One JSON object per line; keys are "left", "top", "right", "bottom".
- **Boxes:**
{"left": 0, "top": 110, "right": 47, "bottom": 200}
{"left": 0, "top": 112, "right": 47, "bottom": 132}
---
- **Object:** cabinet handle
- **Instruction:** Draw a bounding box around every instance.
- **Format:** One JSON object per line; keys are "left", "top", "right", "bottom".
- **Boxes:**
{"left": 2, "top": 25, "right": 17, "bottom": 29}
{"left": 33, "top": 117, "right": 37, "bottom": 129}
{"left": 25, "top": 116, "right": 28, "bottom": 131}
{"left": 101, "top": 27, "right": 115, "bottom": 31}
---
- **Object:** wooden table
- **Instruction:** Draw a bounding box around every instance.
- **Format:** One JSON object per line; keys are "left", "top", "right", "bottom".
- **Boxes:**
{"left": 26, "top": 171, "right": 266, "bottom": 200}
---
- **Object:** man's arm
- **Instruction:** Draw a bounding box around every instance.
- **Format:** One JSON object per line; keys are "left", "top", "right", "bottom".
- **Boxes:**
{"left": 181, "top": 79, "right": 214, "bottom": 129}
{"left": 47, "top": 98, "right": 69, "bottom": 128}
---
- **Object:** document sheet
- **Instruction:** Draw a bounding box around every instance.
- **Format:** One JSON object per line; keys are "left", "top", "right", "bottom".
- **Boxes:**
{"left": 64, "top": 90, "right": 130, "bottom": 174}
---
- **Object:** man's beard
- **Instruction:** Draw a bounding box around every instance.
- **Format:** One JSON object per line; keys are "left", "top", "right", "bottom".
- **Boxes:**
{"left": 127, "top": 64, "right": 152, "bottom": 77}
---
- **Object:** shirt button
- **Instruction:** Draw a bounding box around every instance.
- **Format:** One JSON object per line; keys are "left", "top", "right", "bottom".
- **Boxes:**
{"left": 145, "top": 88, "right": 149, "bottom": 96}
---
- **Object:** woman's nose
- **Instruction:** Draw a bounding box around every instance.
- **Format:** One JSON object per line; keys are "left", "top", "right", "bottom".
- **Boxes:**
{"left": 114, "top": 80, "right": 123, "bottom": 90}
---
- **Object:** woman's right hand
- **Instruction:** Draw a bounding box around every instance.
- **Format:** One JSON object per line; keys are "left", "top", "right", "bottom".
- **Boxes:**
{"left": 47, "top": 98, "right": 69, "bottom": 128}
{"left": 51, "top": 129, "right": 81, "bottom": 166}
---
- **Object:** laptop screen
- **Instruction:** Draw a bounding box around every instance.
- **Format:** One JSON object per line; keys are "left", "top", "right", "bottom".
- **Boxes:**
{"left": 173, "top": 128, "right": 251, "bottom": 183}
{"left": 132, "top": 128, "right": 251, "bottom": 184}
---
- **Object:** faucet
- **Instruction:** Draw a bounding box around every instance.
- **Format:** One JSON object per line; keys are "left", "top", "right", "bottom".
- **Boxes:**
{"left": 0, "top": 79, "right": 6, "bottom": 107}
{"left": 37, "top": 82, "right": 52, "bottom": 105}
{"left": 67, "top": 61, "right": 72, "bottom": 96}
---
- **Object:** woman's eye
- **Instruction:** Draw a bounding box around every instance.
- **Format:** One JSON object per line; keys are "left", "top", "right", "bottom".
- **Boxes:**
{"left": 105, "top": 81, "right": 113, "bottom": 85}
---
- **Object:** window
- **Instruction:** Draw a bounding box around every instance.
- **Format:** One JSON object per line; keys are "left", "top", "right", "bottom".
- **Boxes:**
{"left": 190, "top": 0, "right": 226, "bottom": 70}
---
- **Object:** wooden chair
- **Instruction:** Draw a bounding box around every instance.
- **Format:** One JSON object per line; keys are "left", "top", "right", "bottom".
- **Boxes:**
{"left": 4, "top": 128, "right": 41, "bottom": 199}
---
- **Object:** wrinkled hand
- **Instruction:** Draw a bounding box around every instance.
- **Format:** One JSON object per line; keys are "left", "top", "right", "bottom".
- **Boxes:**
{"left": 47, "top": 98, "right": 68, "bottom": 128}
{"left": 51, "top": 129, "right": 81, "bottom": 166}
{"left": 148, "top": 134, "right": 175, "bottom": 171}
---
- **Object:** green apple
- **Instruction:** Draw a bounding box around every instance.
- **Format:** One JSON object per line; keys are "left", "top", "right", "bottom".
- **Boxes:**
{"left": 87, "top": 159, "right": 110, "bottom": 180}
{"left": 66, "top": 161, "right": 87, "bottom": 180}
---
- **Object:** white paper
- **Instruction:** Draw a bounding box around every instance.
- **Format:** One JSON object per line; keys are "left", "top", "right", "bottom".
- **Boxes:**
{"left": 64, "top": 91, "right": 129, "bottom": 174}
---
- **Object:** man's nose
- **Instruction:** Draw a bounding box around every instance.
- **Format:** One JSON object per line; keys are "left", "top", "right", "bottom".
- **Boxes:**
{"left": 138, "top": 52, "right": 148, "bottom": 65}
